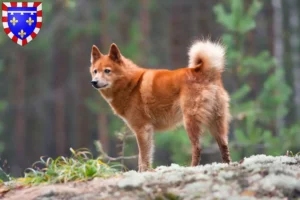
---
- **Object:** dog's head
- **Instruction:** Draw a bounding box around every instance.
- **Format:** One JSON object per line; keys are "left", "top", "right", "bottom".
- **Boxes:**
{"left": 89, "top": 43, "right": 124, "bottom": 90}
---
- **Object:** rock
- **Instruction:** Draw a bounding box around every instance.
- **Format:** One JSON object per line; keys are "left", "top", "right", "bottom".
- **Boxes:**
{"left": 3, "top": 155, "right": 300, "bottom": 200}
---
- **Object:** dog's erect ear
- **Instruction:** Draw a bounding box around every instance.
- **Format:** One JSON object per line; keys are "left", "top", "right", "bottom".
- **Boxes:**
{"left": 109, "top": 43, "right": 121, "bottom": 62}
{"left": 91, "top": 45, "right": 102, "bottom": 64}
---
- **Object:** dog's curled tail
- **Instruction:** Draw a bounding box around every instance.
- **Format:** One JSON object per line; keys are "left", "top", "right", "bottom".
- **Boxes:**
{"left": 188, "top": 40, "right": 225, "bottom": 74}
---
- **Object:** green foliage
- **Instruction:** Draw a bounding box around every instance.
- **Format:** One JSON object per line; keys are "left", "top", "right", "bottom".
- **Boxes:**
{"left": 119, "top": 21, "right": 143, "bottom": 61}
{"left": 264, "top": 124, "right": 300, "bottom": 155}
{"left": 155, "top": 128, "right": 213, "bottom": 166}
{"left": 0, "top": 167, "right": 10, "bottom": 182}
{"left": 214, "top": 0, "right": 297, "bottom": 160}
{"left": 155, "top": 128, "right": 191, "bottom": 165}
{"left": 19, "top": 148, "right": 119, "bottom": 185}
{"left": 214, "top": 0, "right": 262, "bottom": 34}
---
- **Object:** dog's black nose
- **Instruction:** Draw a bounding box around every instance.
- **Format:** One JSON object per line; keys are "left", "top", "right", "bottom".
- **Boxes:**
{"left": 91, "top": 81, "right": 98, "bottom": 87}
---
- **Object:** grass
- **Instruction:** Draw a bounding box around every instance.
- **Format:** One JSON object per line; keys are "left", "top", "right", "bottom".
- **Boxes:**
{"left": 1, "top": 148, "right": 298, "bottom": 187}
{"left": 286, "top": 150, "right": 300, "bottom": 157}
{"left": 16, "top": 148, "right": 119, "bottom": 185}
{"left": 0, "top": 167, "right": 10, "bottom": 182}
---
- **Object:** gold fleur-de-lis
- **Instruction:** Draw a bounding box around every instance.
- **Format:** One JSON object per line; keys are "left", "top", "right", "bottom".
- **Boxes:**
{"left": 18, "top": 29, "right": 26, "bottom": 38}
{"left": 10, "top": 17, "right": 18, "bottom": 26}
{"left": 26, "top": 17, "right": 34, "bottom": 26}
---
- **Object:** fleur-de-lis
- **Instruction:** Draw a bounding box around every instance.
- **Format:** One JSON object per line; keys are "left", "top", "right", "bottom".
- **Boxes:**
{"left": 18, "top": 29, "right": 26, "bottom": 38}
{"left": 10, "top": 17, "right": 18, "bottom": 26}
{"left": 26, "top": 17, "right": 34, "bottom": 26}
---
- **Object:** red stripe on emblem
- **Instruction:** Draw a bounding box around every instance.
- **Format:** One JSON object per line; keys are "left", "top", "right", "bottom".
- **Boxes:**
{"left": 22, "top": 40, "right": 27, "bottom": 46}
{"left": 22, "top": 2, "right": 28, "bottom": 7}
{"left": 34, "top": 2, "right": 41, "bottom": 7}
{"left": 2, "top": 17, "right": 8, "bottom": 22}
{"left": 11, "top": 2, "right": 17, "bottom": 7}
{"left": 2, "top": 3, "right": 8, "bottom": 11}
{"left": 36, "top": 22, "right": 42, "bottom": 28}
{"left": 31, "top": 32, "right": 37, "bottom": 39}
{"left": 37, "top": 10, "right": 42, "bottom": 17}
{"left": 12, "top": 36, "right": 18, "bottom": 43}
{"left": 4, "top": 28, "right": 10, "bottom": 34}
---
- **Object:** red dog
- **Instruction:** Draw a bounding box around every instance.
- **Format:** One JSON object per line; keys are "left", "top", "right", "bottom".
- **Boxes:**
{"left": 90, "top": 40, "right": 231, "bottom": 171}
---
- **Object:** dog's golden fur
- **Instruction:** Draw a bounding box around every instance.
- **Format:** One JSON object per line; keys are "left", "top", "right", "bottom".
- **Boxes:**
{"left": 89, "top": 40, "right": 231, "bottom": 171}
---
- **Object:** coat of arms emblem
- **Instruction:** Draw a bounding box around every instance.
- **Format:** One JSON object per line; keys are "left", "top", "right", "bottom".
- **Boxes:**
{"left": 2, "top": 2, "right": 42, "bottom": 46}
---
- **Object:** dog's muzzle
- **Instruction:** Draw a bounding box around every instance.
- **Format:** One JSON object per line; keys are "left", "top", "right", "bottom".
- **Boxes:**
{"left": 91, "top": 80, "right": 99, "bottom": 88}
{"left": 91, "top": 81, "right": 108, "bottom": 89}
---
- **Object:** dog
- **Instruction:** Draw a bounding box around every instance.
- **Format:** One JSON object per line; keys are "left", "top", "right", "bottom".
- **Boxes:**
{"left": 89, "top": 40, "right": 231, "bottom": 172}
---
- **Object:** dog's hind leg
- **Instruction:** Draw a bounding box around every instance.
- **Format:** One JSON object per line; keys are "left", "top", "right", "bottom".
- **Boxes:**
{"left": 209, "top": 117, "right": 231, "bottom": 163}
{"left": 184, "top": 116, "right": 202, "bottom": 166}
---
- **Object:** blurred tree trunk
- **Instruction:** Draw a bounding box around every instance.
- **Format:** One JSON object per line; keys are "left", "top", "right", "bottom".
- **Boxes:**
{"left": 97, "top": 114, "right": 109, "bottom": 151}
{"left": 169, "top": 1, "right": 218, "bottom": 69}
{"left": 272, "top": 0, "right": 285, "bottom": 131}
{"left": 281, "top": 0, "right": 296, "bottom": 126}
{"left": 266, "top": 1, "right": 274, "bottom": 55}
{"left": 52, "top": 0, "right": 69, "bottom": 155}
{"left": 169, "top": 1, "right": 193, "bottom": 69}
{"left": 139, "top": 0, "right": 150, "bottom": 65}
{"left": 196, "top": 1, "right": 219, "bottom": 39}
{"left": 288, "top": 0, "right": 300, "bottom": 122}
{"left": 12, "top": 50, "right": 26, "bottom": 172}
{"left": 98, "top": 0, "right": 110, "bottom": 152}
{"left": 72, "top": 0, "right": 92, "bottom": 149}
{"left": 25, "top": 55, "right": 44, "bottom": 165}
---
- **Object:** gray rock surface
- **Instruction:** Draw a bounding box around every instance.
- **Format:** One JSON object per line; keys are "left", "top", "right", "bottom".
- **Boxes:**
{"left": 4, "top": 155, "right": 300, "bottom": 200}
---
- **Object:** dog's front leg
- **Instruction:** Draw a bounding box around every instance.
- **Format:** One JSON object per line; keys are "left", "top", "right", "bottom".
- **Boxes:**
{"left": 133, "top": 125, "right": 154, "bottom": 172}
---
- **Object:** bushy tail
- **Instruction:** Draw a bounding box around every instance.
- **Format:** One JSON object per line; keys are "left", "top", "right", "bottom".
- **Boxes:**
{"left": 188, "top": 40, "right": 225, "bottom": 74}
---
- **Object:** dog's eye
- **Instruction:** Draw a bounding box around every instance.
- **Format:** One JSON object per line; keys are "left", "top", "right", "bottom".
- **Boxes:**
{"left": 94, "top": 69, "right": 97, "bottom": 74}
{"left": 104, "top": 69, "right": 111, "bottom": 74}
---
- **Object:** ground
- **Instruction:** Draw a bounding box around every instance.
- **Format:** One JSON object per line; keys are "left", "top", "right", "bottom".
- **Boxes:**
{"left": 2, "top": 155, "right": 300, "bottom": 200}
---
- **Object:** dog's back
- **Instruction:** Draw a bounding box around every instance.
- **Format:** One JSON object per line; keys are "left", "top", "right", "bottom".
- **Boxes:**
{"left": 138, "top": 41, "right": 230, "bottom": 131}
